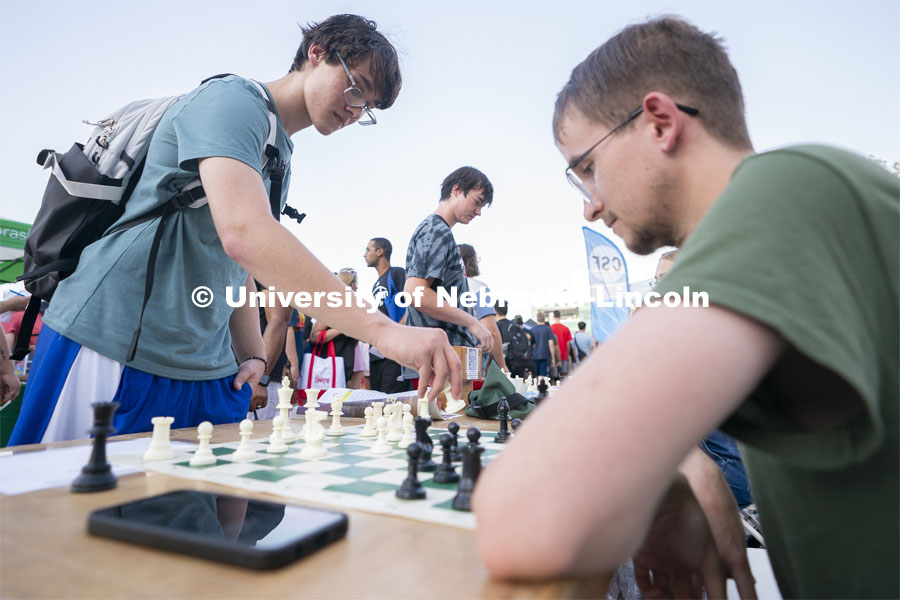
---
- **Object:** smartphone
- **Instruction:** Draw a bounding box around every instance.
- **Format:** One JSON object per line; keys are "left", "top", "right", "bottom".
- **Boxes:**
{"left": 88, "top": 490, "right": 347, "bottom": 570}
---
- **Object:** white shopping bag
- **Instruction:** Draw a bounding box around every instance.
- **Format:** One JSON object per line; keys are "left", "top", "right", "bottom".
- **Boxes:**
{"left": 300, "top": 332, "right": 346, "bottom": 392}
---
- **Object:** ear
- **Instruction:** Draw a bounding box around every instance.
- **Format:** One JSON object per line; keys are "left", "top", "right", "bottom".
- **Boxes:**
{"left": 308, "top": 43, "right": 327, "bottom": 66}
{"left": 451, "top": 184, "right": 463, "bottom": 199}
{"left": 642, "top": 92, "right": 684, "bottom": 153}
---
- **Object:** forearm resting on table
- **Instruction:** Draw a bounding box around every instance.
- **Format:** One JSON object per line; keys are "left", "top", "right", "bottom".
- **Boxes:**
{"left": 404, "top": 278, "right": 478, "bottom": 330}
{"left": 473, "top": 304, "right": 784, "bottom": 579}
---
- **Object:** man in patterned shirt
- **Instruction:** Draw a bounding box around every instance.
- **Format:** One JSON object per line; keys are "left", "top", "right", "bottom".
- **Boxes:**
{"left": 404, "top": 167, "right": 494, "bottom": 353}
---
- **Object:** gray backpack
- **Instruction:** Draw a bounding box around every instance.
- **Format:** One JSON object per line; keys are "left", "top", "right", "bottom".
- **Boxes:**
{"left": 13, "top": 75, "right": 300, "bottom": 361}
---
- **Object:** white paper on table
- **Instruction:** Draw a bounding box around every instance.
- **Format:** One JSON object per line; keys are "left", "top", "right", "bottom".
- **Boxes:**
{"left": 0, "top": 439, "right": 194, "bottom": 496}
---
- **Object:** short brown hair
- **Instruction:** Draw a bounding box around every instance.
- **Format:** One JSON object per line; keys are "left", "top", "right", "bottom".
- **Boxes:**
{"left": 291, "top": 14, "right": 401, "bottom": 110}
{"left": 440, "top": 166, "right": 494, "bottom": 205}
{"left": 553, "top": 16, "right": 751, "bottom": 150}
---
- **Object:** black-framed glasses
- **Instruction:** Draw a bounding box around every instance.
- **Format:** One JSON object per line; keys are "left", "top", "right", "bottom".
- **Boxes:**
{"left": 335, "top": 52, "right": 376, "bottom": 126}
{"left": 565, "top": 103, "right": 699, "bottom": 202}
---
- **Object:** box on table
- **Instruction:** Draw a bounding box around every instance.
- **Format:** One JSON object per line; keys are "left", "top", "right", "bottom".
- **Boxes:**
{"left": 453, "top": 346, "right": 483, "bottom": 381}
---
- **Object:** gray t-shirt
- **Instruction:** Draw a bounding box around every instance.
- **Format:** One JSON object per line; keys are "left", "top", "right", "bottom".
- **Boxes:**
{"left": 404, "top": 214, "right": 476, "bottom": 347}
{"left": 44, "top": 76, "right": 293, "bottom": 380}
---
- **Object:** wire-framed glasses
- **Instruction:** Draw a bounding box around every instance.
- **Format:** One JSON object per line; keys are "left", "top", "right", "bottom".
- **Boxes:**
{"left": 335, "top": 52, "right": 376, "bottom": 126}
{"left": 565, "top": 103, "right": 699, "bottom": 202}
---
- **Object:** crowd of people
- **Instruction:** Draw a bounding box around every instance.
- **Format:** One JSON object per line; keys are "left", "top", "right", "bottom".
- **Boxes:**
{"left": 0, "top": 11, "right": 896, "bottom": 600}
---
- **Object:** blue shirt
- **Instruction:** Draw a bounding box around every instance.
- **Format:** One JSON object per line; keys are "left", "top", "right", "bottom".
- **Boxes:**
{"left": 530, "top": 324, "right": 555, "bottom": 360}
{"left": 44, "top": 76, "right": 293, "bottom": 380}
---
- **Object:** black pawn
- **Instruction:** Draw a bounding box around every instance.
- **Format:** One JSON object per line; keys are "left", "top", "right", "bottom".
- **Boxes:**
{"left": 396, "top": 443, "right": 426, "bottom": 500}
{"left": 414, "top": 416, "right": 437, "bottom": 472}
{"left": 447, "top": 421, "right": 463, "bottom": 461}
{"left": 433, "top": 433, "right": 459, "bottom": 483}
{"left": 511, "top": 418, "right": 523, "bottom": 431}
{"left": 536, "top": 378, "right": 549, "bottom": 403}
{"left": 72, "top": 402, "right": 120, "bottom": 493}
{"left": 452, "top": 439, "right": 485, "bottom": 512}
{"left": 466, "top": 427, "right": 483, "bottom": 480}
{"left": 495, "top": 398, "right": 512, "bottom": 444}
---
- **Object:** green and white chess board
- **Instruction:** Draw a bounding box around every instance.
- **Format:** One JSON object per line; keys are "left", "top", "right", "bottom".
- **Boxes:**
{"left": 111, "top": 424, "right": 505, "bottom": 530}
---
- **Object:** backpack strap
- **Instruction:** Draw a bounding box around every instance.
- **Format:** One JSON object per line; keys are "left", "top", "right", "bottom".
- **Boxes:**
{"left": 10, "top": 296, "right": 41, "bottom": 361}
{"left": 125, "top": 185, "right": 208, "bottom": 362}
{"left": 125, "top": 76, "right": 291, "bottom": 362}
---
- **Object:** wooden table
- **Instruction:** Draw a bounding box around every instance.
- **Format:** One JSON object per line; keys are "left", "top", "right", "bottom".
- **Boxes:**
{"left": 1, "top": 417, "right": 610, "bottom": 599}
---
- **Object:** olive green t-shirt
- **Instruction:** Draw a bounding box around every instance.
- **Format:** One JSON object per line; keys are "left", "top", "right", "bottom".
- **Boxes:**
{"left": 656, "top": 145, "right": 898, "bottom": 598}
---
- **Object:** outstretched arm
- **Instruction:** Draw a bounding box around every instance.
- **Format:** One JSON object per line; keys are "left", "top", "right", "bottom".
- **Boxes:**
{"left": 404, "top": 276, "right": 493, "bottom": 353}
{"left": 200, "top": 157, "right": 461, "bottom": 401}
{"left": 473, "top": 303, "right": 784, "bottom": 579}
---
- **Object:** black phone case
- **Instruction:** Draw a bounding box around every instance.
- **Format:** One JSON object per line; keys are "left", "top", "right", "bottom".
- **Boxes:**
{"left": 87, "top": 491, "right": 348, "bottom": 570}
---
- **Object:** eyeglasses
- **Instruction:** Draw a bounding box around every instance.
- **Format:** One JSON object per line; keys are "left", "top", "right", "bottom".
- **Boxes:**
{"left": 339, "top": 268, "right": 357, "bottom": 276}
{"left": 335, "top": 52, "right": 376, "bottom": 126}
{"left": 565, "top": 103, "right": 699, "bottom": 202}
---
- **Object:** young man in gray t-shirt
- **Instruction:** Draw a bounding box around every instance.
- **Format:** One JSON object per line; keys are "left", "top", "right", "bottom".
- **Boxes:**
{"left": 404, "top": 167, "right": 495, "bottom": 353}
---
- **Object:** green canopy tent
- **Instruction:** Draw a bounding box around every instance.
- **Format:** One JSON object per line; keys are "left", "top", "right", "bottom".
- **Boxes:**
{"left": 0, "top": 219, "right": 30, "bottom": 446}
{"left": 0, "top": 219, "right": 30, "bottom": 284}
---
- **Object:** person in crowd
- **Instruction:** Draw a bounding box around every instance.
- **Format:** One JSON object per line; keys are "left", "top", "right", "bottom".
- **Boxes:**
{"left": 458, "top": 243, "right": 507, "bottom": 372}
{"left": 549, "top": 310, "right": 574, "bottom": 378}
{"left": 365, "top": 237, "right": 409, "bottom": 393}
{"left": 404, "top": 167, "right": 494, "bottom": 354}
{"left": 529, "top": 311, "right": 557, "bottom": 378}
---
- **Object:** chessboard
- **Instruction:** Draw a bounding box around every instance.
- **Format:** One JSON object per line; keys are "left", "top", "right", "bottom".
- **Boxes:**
{"left": 110, "top": 424, "right": 505, "bottom": 531}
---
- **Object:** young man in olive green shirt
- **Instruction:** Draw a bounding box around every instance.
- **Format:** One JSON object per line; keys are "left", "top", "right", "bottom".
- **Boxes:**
{"left": 474, "top": 16, "right": 898, "bottom": 599}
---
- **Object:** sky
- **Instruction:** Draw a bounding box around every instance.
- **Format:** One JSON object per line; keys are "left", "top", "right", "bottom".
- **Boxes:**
{"left": 1, "top": 0, "right": 898, "bottom": 317}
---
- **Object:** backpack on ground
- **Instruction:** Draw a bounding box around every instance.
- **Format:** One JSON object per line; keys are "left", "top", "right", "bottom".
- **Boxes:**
{"left": 504, "top": 322, "right": 533, "bottom": 363}
{"left": 12, "top": 75, "right": 302, "bottom": 362}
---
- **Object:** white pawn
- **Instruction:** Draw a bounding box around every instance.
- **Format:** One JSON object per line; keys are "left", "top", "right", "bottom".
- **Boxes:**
{"left": 385, "top": 404, "right": 403, "bottom": 442}
{"left": 143, "top": 416, "right": 175, "bottom": 461}
{"left": 231, "top": 419, "right": 257, "bottom": 461}
{"left": 267, "top": 415, "right": 289, "bottom": 454}
{"left": 189, "top": 421, "right": 216, "bottom": 466}
{"left": 327, "top": 400, "right": 345, "bottom": 436}
{"left": 371, "top": 416, "right": 393, "bottom": 456}
{"left": 396, "top": 411, "right": 415, "bottom": 449}
{"left": 300, "top": 409, "right": 328, "bottom": 459}
{"left": 417, "top": 397, "right": 431, "bottom": 419}
{"left": 360, "top": 406, "right": 377, "bottom": 437}
{"left": 276, "top": 381, "right": 295, "bottom": 444}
